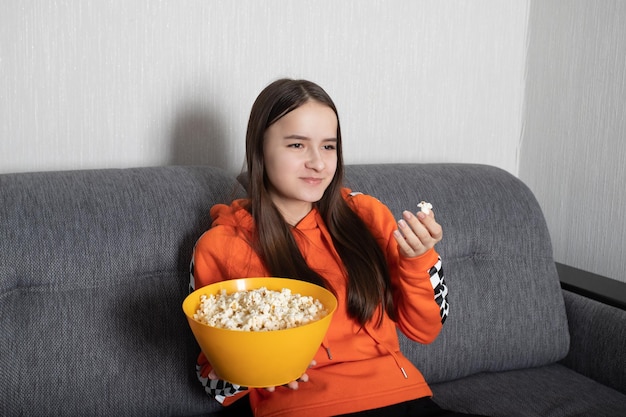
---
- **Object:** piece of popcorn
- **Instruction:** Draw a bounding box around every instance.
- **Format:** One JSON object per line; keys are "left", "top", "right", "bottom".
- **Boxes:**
{"left": 417, "top": 201, "right": 433, "bottom": 215}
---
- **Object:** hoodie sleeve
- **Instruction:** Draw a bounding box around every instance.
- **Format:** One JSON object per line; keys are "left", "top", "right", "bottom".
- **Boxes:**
{"left": 392, "top": 250, "right": 448, "bottom": 342}
{"left": 194, "top": 350, "right": 249, "bottom": 406}
{"left": 189, "top": 229, "right": 229, "bottom": 291}
{"left": 345, "top": 191, "right": 448, "bottom": 344}
{"left": 189, "top": 217, "right": 255, "bottom": 405}
{"left": 190, "top": 204, "right": 231, "bottom": 292}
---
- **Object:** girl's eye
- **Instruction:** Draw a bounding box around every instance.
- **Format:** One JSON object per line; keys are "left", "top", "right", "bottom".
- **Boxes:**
{"left": 288, "top": 143, "right": 304, "bottom": 149}
{"left": 323, "top": 144, "right": 336, "bottom": 150}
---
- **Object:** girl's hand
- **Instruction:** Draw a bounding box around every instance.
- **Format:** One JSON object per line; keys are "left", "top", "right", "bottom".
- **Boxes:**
{"left": 393, "top": 210, "right": 443, "bottom": 258}
{"left": 209, "top": 360, "right": 317, "bottom": 391}
{"left": 265, "top": 359, "right": 316, "bottom": 392}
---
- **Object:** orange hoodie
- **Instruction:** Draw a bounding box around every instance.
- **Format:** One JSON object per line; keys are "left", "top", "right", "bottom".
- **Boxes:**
{"left": 191, "top": 189, "right": 447, "bottom": 417}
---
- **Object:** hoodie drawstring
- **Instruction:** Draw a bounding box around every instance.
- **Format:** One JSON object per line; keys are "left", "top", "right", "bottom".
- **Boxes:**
{"left": 322, "top": 336, "right": 333, "bottom": 360}
{"left": 363, "top": 326, "right": 408, "bottom": 379}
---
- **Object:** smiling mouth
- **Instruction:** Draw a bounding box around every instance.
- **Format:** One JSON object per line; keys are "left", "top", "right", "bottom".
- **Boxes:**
{"left": 301, "top": 177, "right": 324, "bottom": 184}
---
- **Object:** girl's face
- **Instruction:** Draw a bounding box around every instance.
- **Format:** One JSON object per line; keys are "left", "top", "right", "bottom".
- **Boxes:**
{"left": 263, "top": 100, "right": 338, "bottom": 225}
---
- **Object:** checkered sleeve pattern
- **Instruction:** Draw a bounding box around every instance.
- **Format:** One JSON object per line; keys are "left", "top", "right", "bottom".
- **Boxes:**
{"left": 196, "top": 363, "right": 248, "bottom": 404}
{"left": 429, "top": 256, "right": 449, "bottom": 324}
{"left": 190, "top": 258, "right": 247, "bottom": 403}
{"left": 189, "top": 257, "right": 196, "bottom": 293}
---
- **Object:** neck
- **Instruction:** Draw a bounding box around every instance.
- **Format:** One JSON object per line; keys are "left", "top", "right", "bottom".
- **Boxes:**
{"left": 276, "top": 203, "right": 313, "bottom": 226}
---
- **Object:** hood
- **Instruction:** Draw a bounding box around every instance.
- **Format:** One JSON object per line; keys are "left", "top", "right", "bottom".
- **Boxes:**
{"left": 209, "top": 199, "right": 255, "bottom": 230}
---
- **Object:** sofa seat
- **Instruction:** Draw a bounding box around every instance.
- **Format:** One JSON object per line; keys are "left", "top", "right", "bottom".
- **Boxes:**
{"left": 432, "top": 363, "right": 626, "bottom": 417}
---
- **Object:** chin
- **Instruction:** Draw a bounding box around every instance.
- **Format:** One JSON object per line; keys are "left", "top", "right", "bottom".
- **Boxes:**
{"left": 298, "top": 191, "right": 326, "bottom": 204}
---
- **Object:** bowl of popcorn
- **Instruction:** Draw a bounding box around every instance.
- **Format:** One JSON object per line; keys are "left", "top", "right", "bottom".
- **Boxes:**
{"left": 182, "top": 277, "right": 338, "bottom": 388}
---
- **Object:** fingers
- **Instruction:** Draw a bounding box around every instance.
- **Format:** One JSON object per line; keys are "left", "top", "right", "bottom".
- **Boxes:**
{"left": 264, "top": 369, "right": 312, "bottom": 392}
{"left": 210, "top": 367, "right": 305, "bottom": 393}
{"left": 211, "top": 346, "right": 318, "bottom": 394}
{"left": 394, "top": 210, "right": 443, "bottom": 257}
{"left": 417, "top": 211, "right": 443, "bottom": 241}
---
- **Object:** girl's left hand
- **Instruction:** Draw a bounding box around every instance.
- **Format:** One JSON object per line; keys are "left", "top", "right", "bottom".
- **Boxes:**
{"left": 264, "top": 372, "right": 309, "bottom": 392}
{"left": 393, "top": 210, "right": 443, "bottom": 258}
{"left": 264, "top": 359, "right": 316, "bottom": 392}
{"left": 208, "top": 360, "right": 316, "bottom": 392}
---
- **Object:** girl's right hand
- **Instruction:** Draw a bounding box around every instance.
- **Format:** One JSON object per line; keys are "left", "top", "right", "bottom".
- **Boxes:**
{"left": 394, "top": 209, "right": 443, "bottom": 257}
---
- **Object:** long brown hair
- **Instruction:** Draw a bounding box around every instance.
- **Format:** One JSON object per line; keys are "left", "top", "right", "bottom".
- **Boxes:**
{"left": 245, "top": 78, "right": 395, "bottom": 326}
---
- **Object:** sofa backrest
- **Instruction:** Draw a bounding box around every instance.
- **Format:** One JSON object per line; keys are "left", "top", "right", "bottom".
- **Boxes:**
{"left": 344, "top": 164, "right": 570, "bottom": 384}
{"left": 0, "top": 166, "right": 245, "bottom": 416}
{"left": 0, "top": 163, "right": 571, "bottom": 415}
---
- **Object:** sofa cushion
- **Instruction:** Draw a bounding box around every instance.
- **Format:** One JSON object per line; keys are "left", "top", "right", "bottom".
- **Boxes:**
{"left": 344, "top": 164, "right": 570, "bottom": 383}
{"left": 1, "top": 273, "right": 216, "bottom": 416}
{"left": 0, "top": 166, "right": 243, "bottom": 416}
{"left": 430, "top": 363, "right": 626, "bottom": 417}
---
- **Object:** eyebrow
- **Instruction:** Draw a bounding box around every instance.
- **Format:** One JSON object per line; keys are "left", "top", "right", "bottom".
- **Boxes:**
{"left": 284, "top": 134, "right": 337, "bottom": 142}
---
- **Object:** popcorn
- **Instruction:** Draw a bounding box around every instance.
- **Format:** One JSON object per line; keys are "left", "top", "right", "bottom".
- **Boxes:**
{"left": 417, "top": 201, "right": 433, "bottom": 215}
{"left": 193, "top": 287, "right": 328, "bottom": 331}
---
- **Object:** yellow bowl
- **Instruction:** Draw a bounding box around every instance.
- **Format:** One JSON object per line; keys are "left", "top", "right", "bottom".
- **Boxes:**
{"left": 182, "top": 277, "right": 337, "bottom": 388}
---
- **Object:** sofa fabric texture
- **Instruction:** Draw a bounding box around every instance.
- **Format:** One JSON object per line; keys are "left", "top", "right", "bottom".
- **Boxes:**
{"left": 560, "top": 290, "right": 626, "bottom": 394}
{"left": 1, "top": 163, "right": 624, "bottom": 416}
{"left": 0, "top": 167, "right": 245, "bottom": 416}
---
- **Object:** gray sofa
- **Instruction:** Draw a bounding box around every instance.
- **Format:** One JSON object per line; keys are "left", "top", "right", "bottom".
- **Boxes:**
{"left": 1, "top": 163, "right": 625, "bottom": 416}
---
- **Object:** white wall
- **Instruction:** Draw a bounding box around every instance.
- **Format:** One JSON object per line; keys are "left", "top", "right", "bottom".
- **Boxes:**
{"left": 520, "top": 0, "right": 626, "bottom": 283}
{"left": 5, "top": 1, "right": 624, "bottom": 285}
{"left": 0, "top": 1, "right": 528, "bottom": 176}
{"left": 4, "top": 1, "right": 624, "bottom": 284}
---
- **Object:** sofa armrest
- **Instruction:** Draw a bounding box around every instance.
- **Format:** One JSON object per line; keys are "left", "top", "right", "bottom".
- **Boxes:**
{"left": 559, "top": 288, "right": 626, "bottom": 395}
{"left": 557, "top": 263, "right": 626, "bottom": 310}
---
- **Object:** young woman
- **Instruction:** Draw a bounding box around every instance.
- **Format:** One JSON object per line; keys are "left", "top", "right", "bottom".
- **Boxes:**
{"left": 190, "top": 79, "right": 480, "bottom": 416}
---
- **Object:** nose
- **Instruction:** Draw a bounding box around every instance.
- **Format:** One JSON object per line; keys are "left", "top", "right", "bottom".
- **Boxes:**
{"left": 305, "top": 148, "right": 325, "bottom": 171}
